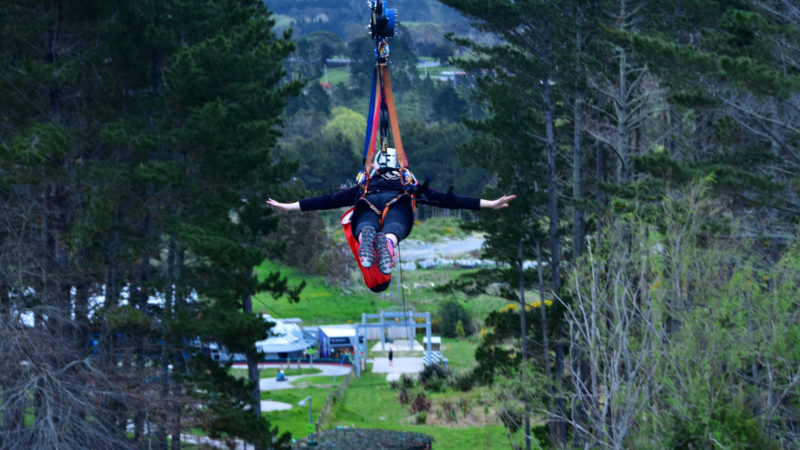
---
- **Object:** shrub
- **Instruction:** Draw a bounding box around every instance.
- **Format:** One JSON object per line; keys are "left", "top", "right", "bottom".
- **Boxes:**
{"left": 415, "top": 411, "right": 427, "bottom": 424}
{"left": 456, "top": 320, "right": 465, "bottom": 339}
{"left": 450, "top": 370, "right": 475, "bottom": 392}
{"left": 419, "top": 363, "right": 451, "bottom": 393}
{"left": 437, "top": 299, "right": 472, "bottom": 338}
{"left": 410, "top": 391, "right": 431, "bottom": 414}
{"left": 425, "top": 376, "right": 446, "bottom": 393}
{"left": 399, "top": 373, "right": 415, "bottom": 390}
{"left": 440, "top": 400, "right": 459, "bottom": 422}
{"left": 398, "top": 385, "right": 410, "bottom": 404}
{"left": 457, "top": 397, "right": 471, "bottom": 417}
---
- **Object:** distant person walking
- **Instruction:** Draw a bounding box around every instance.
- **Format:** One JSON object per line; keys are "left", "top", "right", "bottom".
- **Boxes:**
{"left": 388, "top": 347, "right": 394, "bottom": 367}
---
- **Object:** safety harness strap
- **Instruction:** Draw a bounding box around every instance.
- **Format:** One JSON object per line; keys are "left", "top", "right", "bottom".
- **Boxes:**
{"left": 358, "top": 62, "right": 416, "bottom": 226}
{"left": 380, "top": 64, "right": 408, "bottom": 168}
{"left": 361, "top": 66, "right": 382, "bottom": 174}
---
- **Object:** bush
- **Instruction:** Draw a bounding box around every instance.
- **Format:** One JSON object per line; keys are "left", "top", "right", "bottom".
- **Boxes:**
{"left": 440, "top": 400, "right": 458, "bottom": 422}
{"left": 398, "top": 385, "right": 410, "bottom": 404}
{"left": 419, "top": 363, "right": 451, "bottom": 393}
{"left": 425, "top": 376, "right": 446, "bottom": 393}
{"left": 456, "top": 320, "right": 465, "bottom": 339}
{"left": 437, "top": 299, "right": 472, "bottom": 338}
{"left": 450, "top": 370, "right": 475, "bottom": 392}
{"left": 399, "top": 373, "right": 415, "bottom": 390}
{"left": 457, "top": 397, "right": 471, "bottom": 417}
{"left": 415, "top": 411, "right": 428, "bottom": 424}
{"left": 410, "top": 391, "right": 431, "bottom": 414}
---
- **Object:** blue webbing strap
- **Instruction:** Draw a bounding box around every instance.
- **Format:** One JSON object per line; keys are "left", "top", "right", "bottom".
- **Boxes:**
{"left": 361, "top": 66, "right": 379, "bottom": 171}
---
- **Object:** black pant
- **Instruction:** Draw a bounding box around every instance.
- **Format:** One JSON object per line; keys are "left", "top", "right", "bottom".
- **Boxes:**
{"left": 352, "top": 192, "right": 413, "bottom": 242}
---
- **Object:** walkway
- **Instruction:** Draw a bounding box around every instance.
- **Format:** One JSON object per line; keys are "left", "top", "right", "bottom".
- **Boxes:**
{"left": 255, "top": 363, "right": 352, "bottom": 412}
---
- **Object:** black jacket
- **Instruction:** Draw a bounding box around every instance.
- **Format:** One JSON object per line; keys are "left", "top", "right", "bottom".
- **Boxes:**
{"left": 298, "top": 174, "right": 480, "bottom": 212}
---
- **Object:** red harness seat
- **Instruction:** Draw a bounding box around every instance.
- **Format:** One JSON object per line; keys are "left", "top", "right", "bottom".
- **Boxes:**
{"left": 341, "top": 208, "right": 392, "bottom": 292}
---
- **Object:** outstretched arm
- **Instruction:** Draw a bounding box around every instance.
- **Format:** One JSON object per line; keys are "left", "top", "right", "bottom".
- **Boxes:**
{"left": 266, "top": 198, "right": 300, "bottom": 211}
{"left": 480, "top": 194, "right": 516, "bottom": 210}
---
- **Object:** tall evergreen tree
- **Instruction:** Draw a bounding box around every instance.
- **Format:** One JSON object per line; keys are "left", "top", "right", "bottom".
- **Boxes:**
{"left": 0, "top": 1, "right": 302, "bottom": 448}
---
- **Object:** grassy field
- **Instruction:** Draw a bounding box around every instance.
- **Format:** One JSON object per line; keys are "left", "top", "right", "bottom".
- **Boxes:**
{"left": 319, "top": 66, "right": 349, "bottom": 85}
{"left": 253, "top": 259, "right": 395, "bottom": 324}
{"left": 254, "top": 260, "right": 515, "bottom": 328}
{"left": 407, "top": 216, "right": 471, "bottom": 242}
{"left": 440, "top": 337, "right": 479, "bottom": 372}
{"left": 326, "top": 370, "right": 510, "bottom": 450}
{"left": 253, "top": 254, "right": 518, "bottom": 328}
{"left": 262, "top": 384, "right": 343, "bottom": 440}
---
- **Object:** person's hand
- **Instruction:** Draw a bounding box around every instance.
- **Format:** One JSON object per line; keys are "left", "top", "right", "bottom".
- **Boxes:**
{"left": 266, "top": 198, "right": 300, "bottom": 211}
{"left": 481, "top": 194, "right": 516, "bottom": 210}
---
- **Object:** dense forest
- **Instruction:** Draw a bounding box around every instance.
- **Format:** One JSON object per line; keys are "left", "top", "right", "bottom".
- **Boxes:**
{"left": 440, "top": 0, "right": 800, "bottom": 448}
{"left": 1, "top": 0, "right": 799, "bottom": 449}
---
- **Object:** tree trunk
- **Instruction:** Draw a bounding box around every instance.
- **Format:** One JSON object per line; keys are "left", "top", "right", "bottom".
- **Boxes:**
{"left": 536, "top": 241, "right": 554, "bottom": 444}
{"left": 541, "top": 22, "right": 566, "bottom": 445}
{"left": 242, "top": 292, "right": 263, "bottom": 450}
{"left": 169, "top": 240, "right": 184, "bottom": 450}
{"left": 573, "top": 89, "right": 585, "bottom": 260}
{"left": 572, "top": 6, "right": 586, "bottom": 260}
{"left": 518, "top": 240, "right": 531, "bottom": 450}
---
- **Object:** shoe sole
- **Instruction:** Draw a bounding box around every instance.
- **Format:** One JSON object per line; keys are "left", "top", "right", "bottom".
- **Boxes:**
{"left": 376, "top": 233, "right": 394, "bottom": 275}
{"left": 359, "top": 227, "right": 377, "bottom": 268}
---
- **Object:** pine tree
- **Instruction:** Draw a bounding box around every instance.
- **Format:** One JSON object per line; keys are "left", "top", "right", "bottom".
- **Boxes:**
{"left": 0, "top": 0, "right": 302, "bottom": 447}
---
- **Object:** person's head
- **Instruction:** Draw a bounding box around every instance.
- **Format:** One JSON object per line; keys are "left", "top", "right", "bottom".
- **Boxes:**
{"left": 374, "top": 147, "right": 400, "bottom": 173}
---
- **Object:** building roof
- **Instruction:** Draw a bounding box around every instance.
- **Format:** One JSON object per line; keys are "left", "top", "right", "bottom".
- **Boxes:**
{"left": 423, "top": 336, "right": 442, "bottom": 344}
{"left": 318, "top": 325, "right": 356, "bottom": 338}
{"left": 255, "top": 316, "right": 312, "bottom": 354}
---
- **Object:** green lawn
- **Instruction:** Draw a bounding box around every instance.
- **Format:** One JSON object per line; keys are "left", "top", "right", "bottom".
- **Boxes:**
{"left": 440, "top": 337, "right": 478, "bottom": 372}
{"left": 408, "top": 217, "right": 471, "bottom": 242}
{"left": 254, "top": 258, "right": 518, "bottom": 328}
{"left": 262, "top": 385, "right": 343, "bottom": 440}
{"left": 254, "top": 260, "right": 395, "bottom": 324}
{"left": 319, "top": 66, "right": 349, "bottom": 85}
{"left": 326, "top": 371, "right": 510, "bottom": 450}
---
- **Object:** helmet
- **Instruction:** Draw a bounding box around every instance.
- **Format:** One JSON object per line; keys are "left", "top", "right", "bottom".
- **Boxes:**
{"left": 374, "top": 147, "right": 400, "bottom": 172}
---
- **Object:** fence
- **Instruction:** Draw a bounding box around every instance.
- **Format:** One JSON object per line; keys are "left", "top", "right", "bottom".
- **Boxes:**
{"left": 316, "top": 370, "right": 354, "bottom": 432}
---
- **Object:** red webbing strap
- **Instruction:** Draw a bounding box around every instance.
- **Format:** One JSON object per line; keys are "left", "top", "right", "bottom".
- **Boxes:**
{"left": 380, "top": 64, "right": 408, "bottom": 168}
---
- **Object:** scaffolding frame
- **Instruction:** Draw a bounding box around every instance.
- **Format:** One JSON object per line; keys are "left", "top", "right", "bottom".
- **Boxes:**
{"left": 353, "top": 311, "right": 432, "bottom": 377}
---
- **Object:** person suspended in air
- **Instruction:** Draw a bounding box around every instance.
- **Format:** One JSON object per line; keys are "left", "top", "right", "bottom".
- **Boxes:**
{"left": 267, "top": 1, "right": 514, "bottom": 292}
{"left": 266, "top": 145, "right": 515, "bottom": 292}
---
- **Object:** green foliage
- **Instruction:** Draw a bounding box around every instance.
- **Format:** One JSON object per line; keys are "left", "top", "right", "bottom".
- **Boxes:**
{"left": 400, "top": 118, "right": 487, "bottom": 200}
{"left": 418, "top": 364, "right": 451, "bottom": 393}
{"left": 449, "top": 370, "right": 475, "bottom": 392}
{"left": 1, "top": 0, "right": 304, "bottom": 446}
{"left": 473, "top": 300, "right": 559, "bottom": 385}
{"left": 328, "top": 370, "right": 510, "bottom": 449}
{"left": 293, "top": 31, "right": 346, "bottom": 80}
{"left": 322, "top": 107, "right": 367, "bottom": 159}
{"left": 455, "top": 320, "right": 465, "bottom": 339}
{"left": 436, "top": 299, "right": 472, "bottom": 338}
